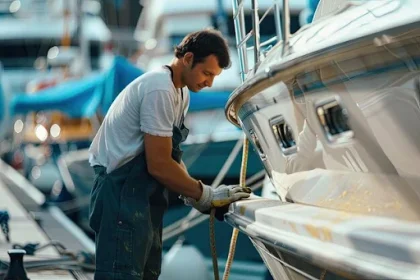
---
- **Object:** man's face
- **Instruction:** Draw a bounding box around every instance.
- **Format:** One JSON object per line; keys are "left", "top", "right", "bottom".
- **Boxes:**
{"left": 182, "top": 54, "right": 223, "bottom": 92}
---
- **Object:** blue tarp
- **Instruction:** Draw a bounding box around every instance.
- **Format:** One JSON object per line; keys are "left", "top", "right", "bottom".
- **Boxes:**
{"left": 10, "top": 56, "right": 144, "bottom": 118}
{"left": 189, "top": 90, "right": 230, "bottom": 112}
{"left": 10, "top": 74, "right": 104, "bottom": 118}
{"left": 10, "top": 56, "right": 232, "bottom": 118}
{"left": 100, "top": 56, "right": 145, "bottom": 114}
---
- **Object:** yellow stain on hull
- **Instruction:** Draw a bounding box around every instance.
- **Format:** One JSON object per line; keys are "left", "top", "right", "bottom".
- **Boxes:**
{"left": 304, "top": 224, "right": 333, "bottom": 242}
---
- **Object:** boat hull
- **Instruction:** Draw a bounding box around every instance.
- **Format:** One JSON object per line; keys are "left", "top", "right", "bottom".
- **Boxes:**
{"left": 225, "top": 0, "right": 420, "bottom": 278}
{"left": 226, "top": 197, "right": 420, "bottom": 280}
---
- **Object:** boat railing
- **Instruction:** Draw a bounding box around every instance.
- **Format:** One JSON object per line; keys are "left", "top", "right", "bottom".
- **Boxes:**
{"left": 231, "top": 0, "right": 289, "bottom": 81}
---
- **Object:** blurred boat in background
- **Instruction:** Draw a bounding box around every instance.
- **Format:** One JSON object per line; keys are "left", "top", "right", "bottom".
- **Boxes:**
{"left": 5, "top": 56, "right": 141, "bottom": 192}
{"left": 0, "top": 0, "right": 113, "bottom": 96}
{"left": 0, "top": 0, "right": 113, "bottom": 169}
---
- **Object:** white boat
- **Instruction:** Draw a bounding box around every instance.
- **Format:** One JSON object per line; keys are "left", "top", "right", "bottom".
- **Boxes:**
{"left": 224, "top": 0, "right": 420, "bottom": 279}
{"left": 1, "top": 0, "right": 115, "bottom": 193}
{"left": 0, "top": 0, "right": 112, "bottom": 95}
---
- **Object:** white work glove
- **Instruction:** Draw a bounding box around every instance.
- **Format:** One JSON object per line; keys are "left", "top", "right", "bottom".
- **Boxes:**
{"left": 183, "top": 181, "right": 251, "bottom": 212}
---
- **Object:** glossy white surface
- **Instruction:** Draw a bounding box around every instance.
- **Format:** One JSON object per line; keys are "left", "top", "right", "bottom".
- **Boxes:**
{"left": 226, "top": 0, "right": 420, "bottom": 278}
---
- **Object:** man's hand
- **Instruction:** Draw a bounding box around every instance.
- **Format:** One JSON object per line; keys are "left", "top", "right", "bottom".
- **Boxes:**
{"left": 182, "top": 181, "right": 251, "bottom": 212}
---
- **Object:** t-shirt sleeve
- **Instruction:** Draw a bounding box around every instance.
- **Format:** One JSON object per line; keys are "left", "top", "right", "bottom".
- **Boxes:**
{"left": 140, "top": 90, "right": 175, "bottom": 137}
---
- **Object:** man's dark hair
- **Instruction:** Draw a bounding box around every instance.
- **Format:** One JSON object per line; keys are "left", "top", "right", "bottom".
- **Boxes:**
{"left": 174, "top": 29, "right": 231, "bottom": 69}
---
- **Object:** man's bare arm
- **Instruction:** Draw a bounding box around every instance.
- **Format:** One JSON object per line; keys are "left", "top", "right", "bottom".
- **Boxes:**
{"left": 144, "top": 133, "right": 201, "bottom": 200}
{"left": 180, "top": 160, "right": 189, "bottom": 174}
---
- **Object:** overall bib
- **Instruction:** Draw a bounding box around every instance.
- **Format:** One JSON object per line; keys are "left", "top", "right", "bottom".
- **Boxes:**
{"left": 89, "top": 119, "right": 189, "bottom": 279}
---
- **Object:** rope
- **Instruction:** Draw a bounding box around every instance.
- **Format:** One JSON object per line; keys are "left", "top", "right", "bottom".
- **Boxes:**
{"left": 0, "top": 241, "right": 95, "bottom": 278}
{"left": 163, "top": 138, "right": 244, "bottom": 238}
{"left": 223, "top": 134, "right": 249, "bottom": 280}
{"left": 207, "top": 137, "right": 245, "bottom": 280}
{"left": 162, "top": 175, "right": 264, "bottom": 242}
{"left": 162, "top": 170, "right": 264, "bottom": 239}
{"left": 209, "top": 133, "right": 249, "bottom": 280}
{"left": 209, "top": 208, "right": 219, "bottom": 280}
{"left": 320, "top": 269, "right": 327, "bottom": 280}
{"left": 0, "top": 210, "right": 10, "bottom": 242}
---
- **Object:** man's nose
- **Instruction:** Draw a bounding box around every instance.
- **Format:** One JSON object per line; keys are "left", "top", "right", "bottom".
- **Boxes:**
{"left": 205, "top": 77, "right": 214, "bottom": 87}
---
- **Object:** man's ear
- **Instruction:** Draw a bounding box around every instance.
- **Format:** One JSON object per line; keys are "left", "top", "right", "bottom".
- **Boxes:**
{"left": 183, "top": 52, "right": 194, "bottom": 67}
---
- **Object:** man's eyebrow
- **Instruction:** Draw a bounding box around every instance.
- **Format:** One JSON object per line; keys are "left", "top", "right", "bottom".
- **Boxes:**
{"left": 204, "top": 70, "right": 216, "bottom": 76}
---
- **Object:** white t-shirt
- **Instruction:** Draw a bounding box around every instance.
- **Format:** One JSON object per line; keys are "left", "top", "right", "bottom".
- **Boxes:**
{"left": 88, "top": 66, "right": 190, "bottom": 173}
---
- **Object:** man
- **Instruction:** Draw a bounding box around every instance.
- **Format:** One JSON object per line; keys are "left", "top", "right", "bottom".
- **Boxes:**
{"left": 88, "top": 29, "right": 251, "bottom": 280}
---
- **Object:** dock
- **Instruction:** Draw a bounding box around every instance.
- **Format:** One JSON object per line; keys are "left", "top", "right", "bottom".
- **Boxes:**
{"left": 0, "top": 159, "right": 94, "bottom": 279}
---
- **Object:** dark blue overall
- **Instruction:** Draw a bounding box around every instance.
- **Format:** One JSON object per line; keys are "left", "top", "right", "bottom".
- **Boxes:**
{"left": 89, "top": 94, "right": 188, "bottom": 279}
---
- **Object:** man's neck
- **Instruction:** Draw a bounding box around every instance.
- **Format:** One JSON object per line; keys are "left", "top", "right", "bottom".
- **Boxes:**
{"left": 169, "top": 60, "right": 185, "bottom": 89}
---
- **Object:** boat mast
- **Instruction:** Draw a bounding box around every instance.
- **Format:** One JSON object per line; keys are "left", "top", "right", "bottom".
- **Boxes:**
{"left": 76, "top": 0, "right": 90, "bottom": 75}
{"left": 61, "top": 1, "right": 71, "bottom": 47}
